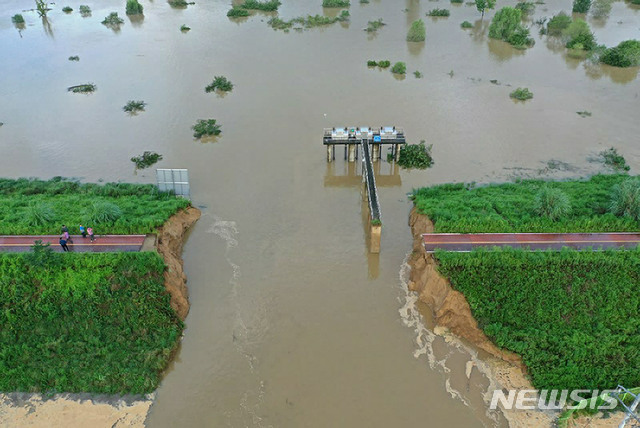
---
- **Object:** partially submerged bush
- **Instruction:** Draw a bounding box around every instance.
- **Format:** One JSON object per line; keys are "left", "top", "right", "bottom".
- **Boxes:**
{"left": 192, "top": 119, "right": 222, "bottom": 138}
{"left": 83, "top": 201, "right": 123, "bottom": 225}
{"left": 427, "top": 8, "right": 450, "bottom": 16}
{"left": 240, "top": 0, "right": 281, "bottom": 11}
{"left": 365, "top": 18, "right": 385, "bottom": 32}
{"left": 510, "top": 87, "right": 533, "bottom": 100}
{"left": 475, "top": 0, "right": 496, "bottom": 17}
{"left": 489, "top": 7, "right": 534, "bottom": 48}
{"left": 533, "top": 187, "right": 571, "bottom": 220}
{"left": 398, "top": 141, "right": 434, "bottom": 169}
{"left": 168, "top": 0, "right": 191, "bottom": 7}
{"left": 322, "top": 0, "right": 350, "bottom": 7}
{"left": 514, "top": 1, "right": 535, "bottom": 15}
{"left": 407, "top": 19, "right": 426, "bottom": 42}
{"left": 126, "top": 0, "right": 144, "bottom": 15}
{"left": 180, "top": 24, "right": 190, "bottom": 31}
{"left": 414, "top": 70, "right": 423, "bottom": 78}
{"left": 62, "top": 6, "right": 73, "bottom": 13}
{"left": 600, "top": 147, "right": 630, "bottom": 172}
{"left": 68, "top": 84, "right": 96, "bottom": 93}
{"left": 572, "top": 0, "right": 591, "bottom": 13}
{"left": 609, "top": 179, "right": 640, "bottom": 221}
{"left": 102, "top": 12, "right": 124, "bottom": 26}
{"left": 79, "top": 5, "right": 91, "bottom": 16}
{"left": 205, "top": 76, "right": 233, "bottom": 93}
{"left": 227, "top": 7, "right": 250, "bottom": 17}
{"left": 367, "top": 60, "right": 377, "bottom": 66}
{"left": 563, "top": 19, "right": 596, "bottom": 51}
{"left": 131, "top": 152, "right": 163, "bottom": 169}
{"left": 461, "top": 20, "right": 473, "bottom": 28}
{"left": 391, "top": 62, "right": 406, "bottom": 74}
{"left": 11, "top": 14, "right": 25, "bottom": 24}
{"left": 123, "top": 100, "right": 146, "bottom": 113}
{"left": 378, "top": 60, "right": 391, "bottom": 68}
{"left": 600, "top": 40, "right": 640, "bottom": 67}
{"left": 268, "top": 11, "right": 349, "bottom": 30}
{"left": 451, "top": 0, "right": 463, "bottom": 3}
{"left": 68, "top": 55, "right": 80, "bottom": 61}
{"left": 547, "top": 12, "right": 571, "bottom": 35}
{"left": 591, "top": 0, "right": 612, "bottom": 19}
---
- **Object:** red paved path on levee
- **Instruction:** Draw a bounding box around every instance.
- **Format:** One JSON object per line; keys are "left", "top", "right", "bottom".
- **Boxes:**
{"left": 0, "top": 235, "right": 146, "bottom": 253}
{"left": 423, "top": 233, "right": 640, "bottom": 252}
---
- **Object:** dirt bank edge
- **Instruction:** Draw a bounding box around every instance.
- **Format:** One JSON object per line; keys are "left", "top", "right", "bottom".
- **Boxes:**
{"left": 157, "top": 206, "right": 201, "bottom": 321}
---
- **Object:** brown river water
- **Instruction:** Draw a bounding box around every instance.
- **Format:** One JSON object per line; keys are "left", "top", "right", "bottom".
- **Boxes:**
{"left": 0, "top": 0, "right": 639, "bottom": 426}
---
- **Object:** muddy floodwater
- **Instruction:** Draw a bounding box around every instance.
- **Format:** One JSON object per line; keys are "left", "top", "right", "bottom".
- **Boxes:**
{"left": 1, "top": 0, "right": 639, "bottom": 426}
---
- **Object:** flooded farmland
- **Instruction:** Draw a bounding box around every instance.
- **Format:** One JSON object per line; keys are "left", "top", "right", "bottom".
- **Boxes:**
{"left": 0, "top": 0, "right": 638, "bottom": 426}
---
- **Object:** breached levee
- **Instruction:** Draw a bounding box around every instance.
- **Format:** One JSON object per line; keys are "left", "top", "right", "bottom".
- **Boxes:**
{"left": 407, "top": 207, "right": 555, "bottom": 427}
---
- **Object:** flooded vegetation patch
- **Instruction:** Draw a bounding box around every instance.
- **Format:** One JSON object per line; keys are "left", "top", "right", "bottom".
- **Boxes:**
{"left": 79, "top": 5, "right": 91, "bottom": 16}
{"left": 406, "top": 19, "right": 426, "bottom": 42}
{"left": 564, "top": 19, "right": 596, "bottom": 51}
{"left": 101, "top": 12, "right": 124, "bottom": 27}
{"left": 62, "top": 6, "right": 73, "bottom": 13}
{"left": 391, "top": 61, "right": 406, "bottom": 74}
{"left": 322, "top": 0, "right": 350, "bottom": 7}
{"left": 514, "top": 1, "right": 535, "bottom": 16}
{"left": 168, "top": 0, "right": 194, "bottom": 8}
{"left": 126, "top": 0, "right": 144, "bottom": 15}
{"left": 600, "top": 147, "right": 630, "bottom": 172}
{"left": 227, "top": 7, "right": 250, "bottom": 17}
{"left": 576, "top": 110, "right": 592, "bottom": 117}
{"left": 427, "top": 8, "right": 450, "bottom": 17}
{"left": 377, "top": 60, "right": 390, "bottom": 68}
{"left": 0, "top": 251, "right": 183, "bottom": 394}
{"left": 546, "top": 12, "right": 572, "bottom": 35}
{"left": 600, "top": 40, "right": 640, "bottom": 67}
{"left": 11, "top": 14, "right": 25, "bottom": 24}
{"left": 590, "top": 0, "right": 612, "bottom": 19}
{"left": 413, "top": 70, "right": 423, "bottom": 78}
{"left": 68, "top": 55, "right": 79, "bottom": 61}
{"left": 268, "top": 11, "right": 349, "bottom": 30}
{"left": 572, "top": 0, "right": 592, "bottom": 13}
{"left": 131, "top": 151, "right": 163, "bottom": 169}
{"left": 489, "top": 7, "right": 534, "bottom": 48}
{"left": 239, "top": 0, "right": 281, "bottom": 11}
{"left": 397, "top": 141, "right": 433, "bottom": 169}
{"left": 35, "top": 0, "right": 50, "bottom": 18}
{"left": 68, "top": 83, "right": 96, "bottom": 94}
{"left": 475, "top": 0, "right": 496, "bottom": 18}
{"left": 123, "top": 100, "right": 147, "bottom": 113}
{"left": 510, "top": 87, "right": 533, "bottom": 100}
{"left": 192, "top": 119, "right": 221, "bottom": 138}
{"left": 180, "top": 24, "right": 190, "bottom": 31}
{"left": 205, "top": 76, "right": 233, "bottom": 93}
{"left": 365, "top": 18, "right": 385, "bottom": 32}
{"left": 460, "top": 20, "right": 473, "bottom": 28}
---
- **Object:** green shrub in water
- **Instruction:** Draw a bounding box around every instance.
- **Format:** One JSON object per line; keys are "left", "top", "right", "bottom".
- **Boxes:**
{"left": 563, "top": 19, "right": 596, "bottom": 51}
{"left": 378, "top": 60, "right": 391, "bottom": 68}
{"left": 510, "top": 87, "right": 533, "bottom": 100}
{"left": 68, "top": 83, "right": 96, "bottom": 93}
{"left": 126, "top": 0, "right": 144, "bottom": 15}
{"left": 322, "top": 0, "right": 350, "bottom": 7}
{"left": 533, "top": 187, "right": 572, "bottom": 221}
{"left": 180, "top": 24, "right": 191, "bottom": 31}
{"left": 461, "top": 20, "right": 473, "bottom": 28}
{"left": 205, "top": 76, "right": 233, "bottom": 93}
{"left": 427, "top": 8, "right": 450, "bottom": 16}
{"left": 79, "top": 5, "right": 91, "bottom": 16}
{"left": 489, "top": 7, "right": 534, "bottom": 48}
{"left": 407, "top": 19, "right": 426, "bottom": 42}
{"left": 367, "top": 60, "right": 377, "bottom": 66}
{"left": 610, "top": 178, "right": 640, "bottom": 221}
{"left": 391, "top": 62, "right": 406, "bottom": 74}
{"left": 572, "top": 0, "right": 591, "bottom": 13}
{"left": 600, "top": 147, "right": 630, "bottom": 172}
{"left": 600, "top": 40, "right": 640, "bottom": 67}
{"left": 62, "top": 6, "right": 73, "bottom": 13}
{"left": 192, "top": 119, "right": 222, "bottom": 138}
{"left": 398, "top": 141, "right": 434, "bottom": 169}
{"left": 240, "top": 0, "right": 281, "bottom": 11}
{"left": 11, "top": 14, "right": 25, "bottom": 24}
{"left": 68, "top": 55, "right": 80, "bottom": 61}
{"left": 514, "top": 1, "right": 535, "bottom": 15}
{"left": 131, "top": 152, "right": 163, "bottom": 169}
{"left": 102, "top": 12, "right": 124, "bottom": 26}
{"left": 123, "top": 100, "right": 147, "bottom": 113}
{"left": 546, "top": 12, "right": 571, "bottom": 35}
{"left": 227, "top": 7, "right": 250, "bottom": 17}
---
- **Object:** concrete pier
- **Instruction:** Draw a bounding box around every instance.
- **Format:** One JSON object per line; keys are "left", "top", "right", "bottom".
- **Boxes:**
{"left": 348, "top": 144, "right": 356, "bottom": 162}
{"left": 371, "top": 144, "right": 379, "bottom": 161}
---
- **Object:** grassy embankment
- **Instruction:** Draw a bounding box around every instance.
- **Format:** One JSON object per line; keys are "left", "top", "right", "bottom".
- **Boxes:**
{"left": 0, "top": 178, "right": 190, "bottom": 394}
{"left": 412, "top": 174, "right": 640, "bottom": 392}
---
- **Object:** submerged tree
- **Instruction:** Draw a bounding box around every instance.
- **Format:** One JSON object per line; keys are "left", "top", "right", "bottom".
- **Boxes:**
{"left": 475, "top": 0, "right": 496, "bottom": 18}
{"left": 406, "top": 19, "right": 426, "bottom": 42}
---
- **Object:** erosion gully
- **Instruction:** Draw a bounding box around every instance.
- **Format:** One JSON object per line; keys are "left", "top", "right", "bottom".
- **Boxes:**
{"left": 0, "top": 0, "right": 638, "bottom": 426}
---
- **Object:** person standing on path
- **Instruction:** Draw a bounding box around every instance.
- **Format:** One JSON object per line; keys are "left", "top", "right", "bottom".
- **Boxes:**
{"left": 59, "top": 236, "right": 69, "bottom": 252}
{"left": 61, "top": 225, "right": 69, "bottom": 234}
{"left": 87, "top": 227, "right": 95, "bottom": 242}
{"left": 62, "top": 229, "right": 72, "bottom": 244}
{"left": 79, "top": 224, "right": 86, "bottom": 238}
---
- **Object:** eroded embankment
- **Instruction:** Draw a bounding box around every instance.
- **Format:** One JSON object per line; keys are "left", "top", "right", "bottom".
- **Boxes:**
{"left": 407, "top": 207, "right": 554, "bottom": 427}
{"left": 157, "top": 206, "right": 201, "bottom": 321}
{"left": 0, "top": 207, "right": 201, "bottom": 427}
